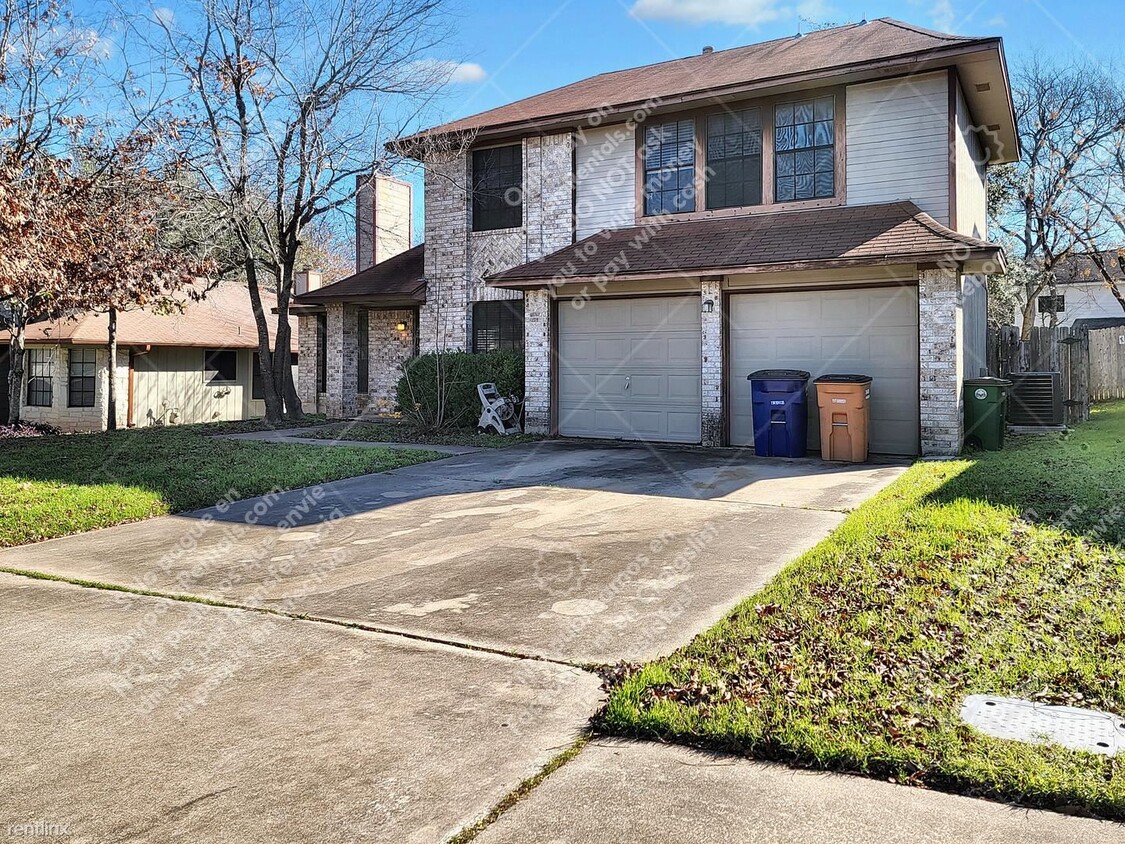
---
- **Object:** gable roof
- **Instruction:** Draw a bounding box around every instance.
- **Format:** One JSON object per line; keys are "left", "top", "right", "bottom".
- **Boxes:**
{"left": 1053, "top": 251, "right": 1125, "bottom": 285}
{"left": 1, "top": 282, "right": 296, "bottom": 351}
{"left": 292, "top": 244, "right": 426, "bottom": 306}
{"left": 487, "top": 201, "right": 1004, "bottom": 287}
{"left": 403, "top": 18, "right": 1015, "bottom": 163}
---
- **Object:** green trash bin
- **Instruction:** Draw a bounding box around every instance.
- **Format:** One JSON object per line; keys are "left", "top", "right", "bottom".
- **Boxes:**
{"left": 964, "top": 377, "right": 1011, "bottom": 451}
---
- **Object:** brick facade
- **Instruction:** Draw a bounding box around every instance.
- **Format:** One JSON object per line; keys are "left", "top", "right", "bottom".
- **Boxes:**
{"left": 297, "top": 314, "right": 321, "bottom": 413}
{"left": 360, "top": 309, "right": 415, "bottom": 415}
{"left": 19, "top": 345, "right": 132, "bottom": 432}
{"left": 918, "top": 266, "right": 965, "bottom": 455}
{"left": 700, "top": 280, "right": 723, "bottom": 447}
{"left": 325, "top": 303, "right": 359, "bottom": 419}
{"left": 523, "top": 289, "right": 552, "bottom": 433}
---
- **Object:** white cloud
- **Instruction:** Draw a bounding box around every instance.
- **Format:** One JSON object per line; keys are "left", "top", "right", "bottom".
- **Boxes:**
{"left": 930, "top": 0, "right": 956, "bottom": 33}
{"left": 984, "top": 14, "right": 1006, "bottom": 27}
{"left": 152, "top": 7, "right": 175, "bottom": 26}
{"left": 410, "top": 59, "right": 487, "bottom": 85}
{"left": 629, "top": 0, "right": 786, "bottom": 27}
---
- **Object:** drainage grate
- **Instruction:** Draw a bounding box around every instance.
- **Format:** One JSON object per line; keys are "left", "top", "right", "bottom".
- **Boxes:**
{"left": 960, "top": 694, "right": 1125, "bottom": 756}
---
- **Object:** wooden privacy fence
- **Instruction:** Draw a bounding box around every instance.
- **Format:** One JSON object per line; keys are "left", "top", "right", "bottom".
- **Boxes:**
{"left": 1089, "top": 327, "right": 1125, "bottom": 401}
{"left": 986, "top": 325, "right": 1091, "bottom": 425}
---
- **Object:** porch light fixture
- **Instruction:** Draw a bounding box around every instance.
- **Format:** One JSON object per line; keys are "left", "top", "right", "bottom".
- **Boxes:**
{"left": 395, "top": 321, "right": 407, "bottom": 332}
{"left": 702, "top": 299, "right": 715, "bottom": 314}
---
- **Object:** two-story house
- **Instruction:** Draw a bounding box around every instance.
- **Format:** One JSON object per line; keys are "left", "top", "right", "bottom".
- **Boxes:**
{"left": 294, "top": 18, "right": 1017, "bottom": 457}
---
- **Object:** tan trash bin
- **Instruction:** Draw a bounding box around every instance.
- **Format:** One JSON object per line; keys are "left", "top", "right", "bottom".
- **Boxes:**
{"left": 814, "top": 374, "right": 872, "bottom": 462}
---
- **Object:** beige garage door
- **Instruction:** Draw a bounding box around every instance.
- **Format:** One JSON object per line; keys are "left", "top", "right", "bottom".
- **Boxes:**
{"left": 558, "top": 296, "right": 701, "bottom": 443}
{"left": 728, "top": 285, "right": 920, "bottom": 456}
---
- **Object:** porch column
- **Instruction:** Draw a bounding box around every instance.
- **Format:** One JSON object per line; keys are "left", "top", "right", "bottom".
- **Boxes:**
{"left": 918, "top": 267, "right": 964, "bottom": 456}
{"left": 523, "top": 288, "right": 551, "bottom": 434}
{"left": 297, "top": 314, "right": 319, "bottom": 412}
{"left": 700, "top": 279, "right": 723, "bottom": 447}
{"left": 325, "top": 303, "right": 359, "bottom": 419}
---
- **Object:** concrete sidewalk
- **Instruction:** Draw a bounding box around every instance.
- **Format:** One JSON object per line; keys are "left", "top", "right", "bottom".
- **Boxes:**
{"left": 0, "top": 574, "right": 599, "bottom": 843}
{"left": 475, "top": 740, "right": 1122, "bottom": 843}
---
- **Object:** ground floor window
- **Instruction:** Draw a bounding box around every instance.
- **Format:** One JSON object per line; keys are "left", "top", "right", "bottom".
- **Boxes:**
{"left": 67, "top": 347, "right": 96, "bottom": 407}
{"left": 204, "top": 348, "right": 238, "bottom": 383}
{"left": 316, "top": 313, "right": 328, "bottom": 393}
{"left": 357, "top": 309, "right": 369, "bottom": 393}
{"left": 26, "top": 348, "right": 53, "bottom": 407}
{"left": 472, "top": 300, "right": 524, "bottom": 353}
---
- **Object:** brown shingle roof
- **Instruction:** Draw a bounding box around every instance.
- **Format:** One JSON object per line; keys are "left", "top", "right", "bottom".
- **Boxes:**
{"left": 487, "top": 201, "right": 1004, "bottom": 287}
{"left": 1, "top": 282, "right": 297, "bottom": 351}
{"left": 293, "top": 244, "right": 426, "bottom": 305}
{"left": 408, "top": 19, "right": 994, "bottom": 141}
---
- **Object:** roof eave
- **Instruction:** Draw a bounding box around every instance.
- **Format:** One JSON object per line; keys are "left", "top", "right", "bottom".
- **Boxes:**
{"left": 396, "top": 39, "right": 1007, "bottom": 160}
{"left": 487, "top": 248, "right": 1005, "bottom": 289}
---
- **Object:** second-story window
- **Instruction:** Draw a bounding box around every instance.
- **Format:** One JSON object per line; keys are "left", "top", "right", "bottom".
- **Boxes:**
{"left": 774, "top": 96, "right": 835, "bottom": 202}
{"left": 706, "top": 108, "right": 762, "bottom": 209}
{"left": 643, "top": 119, "right": 696, "bottom": 215}
{"left": 472, "top": 144, "right": 523, "bottom": 231}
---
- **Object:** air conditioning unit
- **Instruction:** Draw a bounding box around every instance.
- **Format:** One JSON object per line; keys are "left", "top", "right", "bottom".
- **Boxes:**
{"left": 1007, "top": 372, "right": 1064, "bottom": 426}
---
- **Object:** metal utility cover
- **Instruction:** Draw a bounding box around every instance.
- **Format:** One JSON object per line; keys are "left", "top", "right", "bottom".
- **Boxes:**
{"left": 960, "top": 694, "right": 1125, "bottom": 756}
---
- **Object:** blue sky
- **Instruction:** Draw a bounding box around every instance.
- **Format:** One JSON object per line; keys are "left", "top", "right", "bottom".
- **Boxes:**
{"left": 433, "top": 0, "right": 1119, "bottom": 128}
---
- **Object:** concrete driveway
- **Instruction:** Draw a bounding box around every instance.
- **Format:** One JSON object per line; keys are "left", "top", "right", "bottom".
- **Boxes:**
{"left": 1, "top": 442, "right": 906, "bottom": 841}
{"left": 1, "top": 442, "right": 905, "bottom": 664}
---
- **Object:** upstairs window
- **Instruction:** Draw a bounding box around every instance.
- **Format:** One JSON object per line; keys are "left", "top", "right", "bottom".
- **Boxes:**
{"left": 68, "top": 347, "right": 96, "bottom": 408}
{"left": 472, "top": 145, "right": 523, "bottom": 231}
{"left": 643, "top": 119, "right": 696, "bottom": 215}
{"left": 472, "top": 300, "right": 524, "bottom": 353}
{"left": 706, "top": 108, "right": 762, "bottom": 210}
{"left": 774, "top": 96, "right": 835, "bottom": 202}
{"left": 26, "top": 348, "right": 52, "bottom": 407}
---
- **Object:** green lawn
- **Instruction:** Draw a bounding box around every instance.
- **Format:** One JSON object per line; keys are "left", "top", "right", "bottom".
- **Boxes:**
{"left": 0, "top": 425, "right": 441, "bottom": 547}
{"left": 307, "top": 419, "right": 546, "bottom": 449}
{"left": 600, "top": 401, "right": 1125, "bottom": 818}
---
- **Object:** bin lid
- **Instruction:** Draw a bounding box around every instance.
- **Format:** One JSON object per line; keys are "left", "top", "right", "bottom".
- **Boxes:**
{"left": 814, "top": 373, "right": 872, "bottom": 384}
{"left": 964, "top": 377, "right": 1012, "bottom": 386}
{"left": 747, "top": 369, "right": 811, "bottom": 381}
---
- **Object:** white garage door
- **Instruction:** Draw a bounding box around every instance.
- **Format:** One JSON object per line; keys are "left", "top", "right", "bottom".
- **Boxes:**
{"left": 728, "top": 285, "right": 919, "bottom": 456}
{"left": 558, "top": 296, "right": 701, "bottom": 443}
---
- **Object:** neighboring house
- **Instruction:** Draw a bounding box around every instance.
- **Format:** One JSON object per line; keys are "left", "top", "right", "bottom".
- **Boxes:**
{"left": 0, "top": 283, "right": 297, "bottom": 431}
{"left": 1021, "top": 252, "right": 1125, "bottom": 330}
{"left": 296, "top": 18, "right": 1017, "bottom": 457}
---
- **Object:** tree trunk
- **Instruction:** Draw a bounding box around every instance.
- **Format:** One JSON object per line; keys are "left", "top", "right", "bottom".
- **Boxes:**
{"left": 1020, "top": 297, "right": 1038, "bottom": 341}
{"left": 244, "top": 259, "right": 285, "bottom": 424}
{"left": 6, "top": 326, "right": 24, "bottom": 426}
{"left": 106, "top": 307, "right": 118, "bottom": 430}
{"left": 274, "top": 260, "right": 303, "bottom": 421}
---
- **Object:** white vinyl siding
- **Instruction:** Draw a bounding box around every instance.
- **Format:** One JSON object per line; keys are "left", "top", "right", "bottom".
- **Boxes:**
{"left": 954, "top": 80, "right": 988, "bottom": 239}
{"left": 845, "top": 71, "right": 950, "bottom": 224}
{"left": 133, "top": 347, "right": 267, "bottom": 426}
{"left": 575, "top": 123, "right": 636, "bottom": 240}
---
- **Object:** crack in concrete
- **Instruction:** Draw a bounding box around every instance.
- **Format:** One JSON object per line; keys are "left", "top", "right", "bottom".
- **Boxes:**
{"left": 0, "top": 565, "right": 591, "bottom": 672}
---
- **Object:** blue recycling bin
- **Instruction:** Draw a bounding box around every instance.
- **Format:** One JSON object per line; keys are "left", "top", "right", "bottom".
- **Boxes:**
{"left": 747, "top": 369, "right": 811, "bottom": 458}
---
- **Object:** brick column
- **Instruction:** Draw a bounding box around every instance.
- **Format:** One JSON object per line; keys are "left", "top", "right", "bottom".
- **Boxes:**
{"left": 297, "top": 314, "right": 318, "bottom": 412}
{"left": 325, "top": 303, "right": 359, "bottom": 418}
{"left": 919, "top": 267, "right": 964, "bottom": 456}
{"left": 700, "top": 280, "right": 723, "bottom": 447}
{"left": 524, "top": 289, "right": 551, "bottom": 434}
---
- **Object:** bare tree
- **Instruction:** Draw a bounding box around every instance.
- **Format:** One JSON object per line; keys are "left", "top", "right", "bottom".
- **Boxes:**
{"left": 134, "top": 0, "right": 454, "bottom": 423}
{"left": 992, "top": 57, "right": 1125, "bottom": 338}
{"left": 0, "top": 0, "right": 106, "bottom": 422}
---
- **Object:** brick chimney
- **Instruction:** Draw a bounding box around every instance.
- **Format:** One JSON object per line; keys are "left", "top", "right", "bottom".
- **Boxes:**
{"left": 293, "top": 269, "right": 323, "bottom": 296}
{"left": 355, "top": 173, "right": 413, "bottom": 272}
